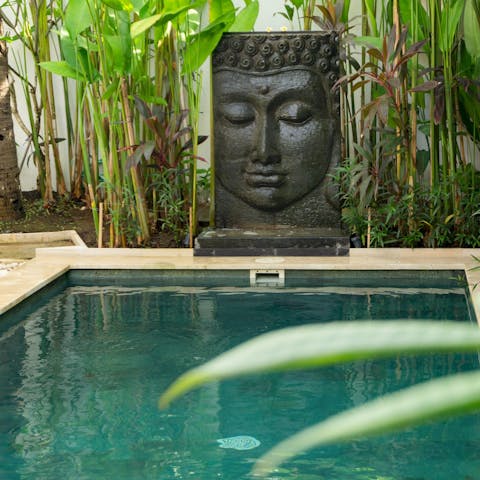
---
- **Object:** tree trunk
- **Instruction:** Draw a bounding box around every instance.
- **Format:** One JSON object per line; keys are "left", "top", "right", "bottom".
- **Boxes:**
{"left": 0, "top": 19, "right": 24, "bottom": 220}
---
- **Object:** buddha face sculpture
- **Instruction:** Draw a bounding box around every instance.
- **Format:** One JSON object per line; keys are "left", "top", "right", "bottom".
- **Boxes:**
{"left": 212, "top": 32, "right": 341, "bottom": 225}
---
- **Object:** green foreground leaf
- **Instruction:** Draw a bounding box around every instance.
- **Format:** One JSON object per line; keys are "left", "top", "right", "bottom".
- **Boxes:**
{"left": 159, "top": 320, "right": 480, "bottom": 408}
{"left": 252, "top": 370, "right": 480, "bottom": 476}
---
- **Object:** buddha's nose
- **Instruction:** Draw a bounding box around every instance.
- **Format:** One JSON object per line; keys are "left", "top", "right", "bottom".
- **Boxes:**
{"left": 252, "top": 116, "right": 281, "bottom": 165}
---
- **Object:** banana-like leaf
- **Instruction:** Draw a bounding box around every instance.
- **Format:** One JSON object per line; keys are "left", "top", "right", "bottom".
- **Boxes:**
{"left": 100, "top": 0, "right": 134, "bottom": 12}
{"left": 105, "top": 34, "right": 132, "bottom": 74}
{"left": 229, "top": 0, "right": 258, "bottom": 32}
{"left": 64, "top": 0, "right": 93, "bottom": 39}
{"left": 131, "top": 2, "right": 203, "bottom": 38}
{"left": 439, "top": 0, "right": 464, "bottom": 53}
{"left": 39, "top": 61, "right": 85, "bottom": 80}
{"left": 464, "top": 0, "right": 480, "bottom": 60}
{"left": 252, "top": 370, "right": 480, "bottom": 476}
{"left": 182, "top": 9, "right": 235, "bottom": 73}
{"left": 210, "top": 0, "right": 235, "bottom": 21}
{"left": 159, "top": 320, "right": 480, "bottom": 408}
{"left": 131, "top": 14, "right": 162, "bottom": 38}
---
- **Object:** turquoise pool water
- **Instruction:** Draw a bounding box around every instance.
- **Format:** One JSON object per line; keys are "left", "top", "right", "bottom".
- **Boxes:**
{"left": 0, "top": 271, "right": 479, "bottom": 479}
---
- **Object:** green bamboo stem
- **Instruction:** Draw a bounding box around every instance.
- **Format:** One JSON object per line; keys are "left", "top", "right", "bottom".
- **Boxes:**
{"left": 121, "top": 76, "right": 151, "bottom": 243}
{"left": 77, "top": 92, "right": 99, "bottom": 236}
{"left": 428, "top": 0, "right": 439, "bottom": 189}
{"left": 409, "top": 0, "right": 419, "bottom": 187}
{"left": 443, "top": 52, "right": 457, "bottom": 212}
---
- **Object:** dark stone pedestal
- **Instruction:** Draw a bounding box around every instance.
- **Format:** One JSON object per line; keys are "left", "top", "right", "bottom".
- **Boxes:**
{"left": 194, "top": 228, "right": 349, "bottom": 257}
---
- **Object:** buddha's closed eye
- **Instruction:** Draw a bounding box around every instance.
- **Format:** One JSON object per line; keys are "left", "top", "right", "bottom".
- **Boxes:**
{"left": 220, "top": 103, "right": 255, "bottom": 126}
{"left": 277, "top": 101, "right": 312, "bottom": 125}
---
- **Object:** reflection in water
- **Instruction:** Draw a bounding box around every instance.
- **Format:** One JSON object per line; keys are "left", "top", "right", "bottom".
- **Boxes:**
{"left": 1, "top": 285, "right": 479, "bottom": 479}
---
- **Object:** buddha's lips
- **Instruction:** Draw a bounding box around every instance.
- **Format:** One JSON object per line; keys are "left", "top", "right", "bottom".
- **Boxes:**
{"left": 244, "top": 170, "right": 287, "bottom": 187}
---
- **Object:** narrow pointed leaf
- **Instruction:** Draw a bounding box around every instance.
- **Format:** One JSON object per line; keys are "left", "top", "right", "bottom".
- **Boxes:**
{"left": 363, "top": 0, "right": 378, "bottom": 36}
{"left": 159, "top": 321, "right": 480, "bottom": 408}
{"left": 134, "top": 95, "right": 152, "bottom": 119}
{"left": 410, "top": 80, "right": 440, "bottom": 92}
{"left": 366, "top": 47, "right": 383, "bottom": 63}
{"left": 253, "top": 370, "right": 480, "bottom": 476}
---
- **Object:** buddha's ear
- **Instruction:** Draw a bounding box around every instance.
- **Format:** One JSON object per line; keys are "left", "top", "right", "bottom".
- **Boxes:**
{"left": 324, "top": 125, "right": 342, "bottom": 211}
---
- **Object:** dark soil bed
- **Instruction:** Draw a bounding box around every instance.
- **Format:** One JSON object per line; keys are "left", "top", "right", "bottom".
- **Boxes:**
{"left": 0, "top": 192, "right": 176, "bottom": 248}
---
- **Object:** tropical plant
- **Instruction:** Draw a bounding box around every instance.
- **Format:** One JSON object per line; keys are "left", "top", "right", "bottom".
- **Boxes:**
{"left": 159, "top": 320, "right": 480, "bottom": 476}
{"left": 277, "top": 0, "right": 317, "bottom": 30}
{"left": 325, "top": 0, "right": 480, "bottom": 247}
{"left": 33, "top": 0, "right": 258, "bottom": 246}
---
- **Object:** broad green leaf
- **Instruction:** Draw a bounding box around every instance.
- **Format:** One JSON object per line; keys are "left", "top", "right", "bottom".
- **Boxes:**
{"left": 131, "top": 0, "right": 148, "bottom": 12}
{"left": 416, "top": 149, "right": 430, "bottom": 175}
{"left": 59, "top": 30, "right": 78, "bottom": 67}
{"left": 100, "top": 0, "right": 134, "bottom": 12}
{"left": 182, "top": 28, "right": 224, "bottom": 73}
{"left": 229, "top": 0, "right": 258, "bottom": 32}
{"left": 182, "top": 9, "right": 235, "bottom": 73}
{"left": 39, "top": 61, "right": 85, "bottom": 80}
{"left": 210, "top": 0, "right": 235, "bottom": 22}
{"left": 105, "top": 34, "right": 132, "bottom": 74}
{"left": 353, "top": 36, "right": 382, "bottom": 51}
{"left": 464, "top": 0, "right": 480, "bottom": 60}
{"left": 101, "top": 80, "right": 119, "bottom": 101}
{"left": 131, "top": 2, "right": 203, "bottom": 37}
{"left": 458, "top": 88, "right": 480, "bottom": 141}
{"left": 159, "top": 320, "right": 480, "bottom": 408}
{"left": 64, "top": 0, "right": 93, "bottom": 39}
{"left": 252, "top": 370, "right": 480, "bottom": 476}
{"left": 398, "top": 0, "right": 430, "bottom": 39}
{"left": 439, "top": 0, "right": 464, "bottom": 53}
{"left": 163, "top": 0, "right": 199, "bottom": 9}
{"left": 58, "top": 32, "right": 97, "bottom": 82}
{"left": 131, "top": 14, "right": 162, "bottom": 38}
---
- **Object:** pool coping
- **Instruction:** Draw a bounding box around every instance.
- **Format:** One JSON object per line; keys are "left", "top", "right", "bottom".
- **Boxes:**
{"left": 0, "top": 246, "right": 479, "bottom": 322}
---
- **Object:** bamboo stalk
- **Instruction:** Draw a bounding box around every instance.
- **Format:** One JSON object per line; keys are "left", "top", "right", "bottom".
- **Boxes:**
{"left": 98, "top": 202, "right": 103, "bottom": 248}
{"left": 120, "top": 76, "right": 150, "bottom": 242}
{"left": 428, "top": 0, "right": 439, "bottom": 189}
{"left": 189, "top": 206, "right": 193, "bottom": 248}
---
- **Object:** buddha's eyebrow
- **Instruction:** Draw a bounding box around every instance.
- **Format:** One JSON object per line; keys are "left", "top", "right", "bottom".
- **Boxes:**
{"left": 215, "top": 92, "right": 253, "bottom": 103}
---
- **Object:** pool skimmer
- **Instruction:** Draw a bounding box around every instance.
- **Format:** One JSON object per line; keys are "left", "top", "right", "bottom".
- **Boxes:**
{"left": 250, "top": 269, "right": 285, "bottom": 287}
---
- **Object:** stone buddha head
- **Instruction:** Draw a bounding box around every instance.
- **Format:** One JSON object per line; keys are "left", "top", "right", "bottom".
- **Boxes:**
{"left": 212, "top": 32, "right": 341, "bottom": 228}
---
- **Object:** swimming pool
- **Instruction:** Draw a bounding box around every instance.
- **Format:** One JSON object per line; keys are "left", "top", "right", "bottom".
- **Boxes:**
{"left": 1, "top": 270, "right": 478, "bottom": 479}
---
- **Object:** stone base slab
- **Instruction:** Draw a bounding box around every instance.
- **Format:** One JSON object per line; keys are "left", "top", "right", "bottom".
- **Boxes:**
{"left": 194, "top": 228, "right": 350, "bottom": 257}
